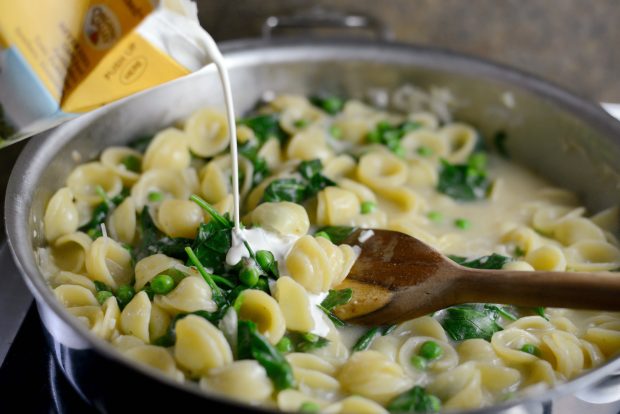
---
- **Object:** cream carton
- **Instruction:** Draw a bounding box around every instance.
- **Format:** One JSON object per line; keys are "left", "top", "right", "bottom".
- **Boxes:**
{"left": 0, "top": 0, "right": 210, "bottom": 146}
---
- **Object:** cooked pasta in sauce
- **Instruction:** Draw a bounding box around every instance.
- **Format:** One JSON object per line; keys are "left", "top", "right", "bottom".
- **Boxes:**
{"left": 41, "top": 94, "right": 620, "bottom": 413}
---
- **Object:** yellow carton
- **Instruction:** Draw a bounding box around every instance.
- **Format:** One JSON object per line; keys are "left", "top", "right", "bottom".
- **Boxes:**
{"left": 0, "top": 0, "right": 209, "bottom": 145}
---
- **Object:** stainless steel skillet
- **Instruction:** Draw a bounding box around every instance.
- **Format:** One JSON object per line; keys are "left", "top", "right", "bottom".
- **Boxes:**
{"left": 6, "top": 32, "right": 620, "bottom": 413}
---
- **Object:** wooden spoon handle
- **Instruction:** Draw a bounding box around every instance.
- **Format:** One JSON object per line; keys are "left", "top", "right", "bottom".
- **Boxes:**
{"left": 456, "top": 269, "right": 620, "bottom": 310}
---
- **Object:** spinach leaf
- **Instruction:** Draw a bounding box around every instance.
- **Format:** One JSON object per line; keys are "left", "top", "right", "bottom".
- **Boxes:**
{"left": 437, "top": 156, "right": 490, "bottom": 201}
{"left": 189, "top": 195, "right": 234, "bottom": 274}
{"left": 314, "top": 226, "right": 357, "bottom": 245}
{"left": 366, "top": 120, "right": 421, "bottom": 155}
{"left": 134, "top": 209, "right": 191, "bottom": 261}
{"left": 309, "top": 95, "right": 344, "bottom": 115}
{"left": 262, "top": 159, "right": 335, "bottom": 204}
{"left": 353, "top": 327, "right": 380, "bottom": 352}
{"left": 79, "top": 187, "right": 130, "bottom": 240}
{"left": 449, "top": 253, "right": 512, "bottom": 269}
{"left": 79, "top": 202, "right": 109, "bottom": 239}
{"left": 440, "top": 304, "right": 505, "bottom": 341}
{"left": 239, "top": 141, "right": 270, "bottom": 187}
{"left": 533, "top": 306, "right": 549, "bottom": 320}
{"left": 238, "top": 114, "right": 287, "bottom": 144}
{"left": 237, "top": 320, "right": 296, "bottom": 390}
{"left": 127, "top": 135, "right": 154, "bottom": 153}
{"left": 317, "top": 304, "right": 347, "bottom": 327}
{"left": 263, "top": 178, "right": 307, "bottom": 203}
{"left": 387, "top": 386, "right": 441, "bottom": 413}
{"left": 287, "top": 332, "right": 330, "bottom": 352}
{"left": 321, "top": 288, "right": 353, "bottom": 310}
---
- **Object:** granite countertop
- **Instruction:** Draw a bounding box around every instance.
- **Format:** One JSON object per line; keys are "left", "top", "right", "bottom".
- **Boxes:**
{"left": 197, "top": 0, "right": 620, "bottom": 103}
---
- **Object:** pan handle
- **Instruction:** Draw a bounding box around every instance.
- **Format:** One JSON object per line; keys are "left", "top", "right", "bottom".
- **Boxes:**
{"left": 261, "top": 7, "right": 393, "bottom": 41}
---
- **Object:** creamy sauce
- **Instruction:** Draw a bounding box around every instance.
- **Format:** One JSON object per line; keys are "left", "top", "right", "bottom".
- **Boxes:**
{"left": 198, "top": 31, "right": 240, "bottom": 231}
{"left": 226, "top": 228, "right": 298, "bottom": 271}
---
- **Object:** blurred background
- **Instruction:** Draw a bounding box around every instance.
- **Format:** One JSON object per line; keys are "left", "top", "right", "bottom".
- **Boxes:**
{"left": 197, "top": 0, "right": 620, "bottom": 103}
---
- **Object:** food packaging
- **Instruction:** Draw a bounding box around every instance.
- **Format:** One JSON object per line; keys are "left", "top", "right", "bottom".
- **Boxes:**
{"left": 0, "top": 0, "right": 211, "bottom": 146}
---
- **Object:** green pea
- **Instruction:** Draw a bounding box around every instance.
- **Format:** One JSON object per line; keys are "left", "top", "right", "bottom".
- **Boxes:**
{"left": 454, "top": 218, "right": 471, "bottom": 230}
{"left": 428, "top": 395, "right": 442, "bottom": 412}
{"left": 255, "top": 277, "right": 270, "bottom": 293}
{"left": 417, "top": 145, "right": 433, "bottom": 157}
{"left": 239, "top": 266, "right": 260, "bottom": 287}
{"left": 468, "top": 152, "right": 487, "bottom": 171}
{"left": 315, "top": 231, "right": 331, "bottom": 241}
{"left": 427, "top": 211, "right": 443, "bottom": 223}
{"left": 410, "top": 355, "right": 427, "bottom": 370}
{"left": 151, "top": 274, "right": 175, "bottom": 295}
{"left": 116, "top": 285, "right": 135, "bottom": 308}
{"left": 148, "top": 191, "right": 163, "bottom": 202}
{"left": 360, "top": 201, "right": 377, "bottom": 215}
{"left": 366, "top": 130, "right": 381, "bottom": 143}
{"left": 96, "top": 290, "right": 113, "bottom": 304}
{"left": 276, "top": 336, "right": 293, "bottom": 353}
{"left": 419, "top": 340, "right": 443, "bottom": 360}
{"left": 329, "top": 125, "right": 342, "bottom": 139}
{"left": 299, "top": 401, "right": 320, "bottom": 413}
{"left": 521, "top": 343, "right": 541, "bottom": 357}
{"left": 392, "top": 144, "right": 406, "bottom": 158}
{"left": 256, "top": 250, "right": 275, "bottom": 271}
{"left": 120, "top": 155, "right": 141, "bottom": 173}
{"left": 294, "top": 119, "right": 308, "bottom": 128}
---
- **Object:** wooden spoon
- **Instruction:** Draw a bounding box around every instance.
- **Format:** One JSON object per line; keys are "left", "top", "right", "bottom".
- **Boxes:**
{"left": 334, "top": 229, "right": 620, "bottom": 325}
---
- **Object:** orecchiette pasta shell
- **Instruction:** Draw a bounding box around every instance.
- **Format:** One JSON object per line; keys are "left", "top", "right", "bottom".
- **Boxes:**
{"left": 275, "top": 276, "right": 315, "bottom": 332}
{"left": 370, "top": 335, "right": 400, "bottom": 362}
{"left": 554, "top": 217, "right": 605, "bottom": 245}
{"left": 54, "top": 284, "right": 98, "bottom": 307}
{"left": 400, "top": 130, "right": 448, "bottom": 160}
{"left": 100, "top": 296, "right": 121, "bottom": 340}
{"left": 111, "top": 334, "right": 145, "bottom": 352}
{"left": 357, "top": 151, "right": 408, "bottom": 190}
{"left": 44, "top": 187, "right": 79, "bottom": 242}
{"left": 184, "top": 108, "right": 230, "bottom": 158}
{"left": 428, "top": 362, "right": 484, "bottom": 410}
{"left": 134, "top": 254, "right": 182, "bottom": 290}
{"left": 323, "top": 396, "right": 389, "bottom": 414}
{"left": 142, "top": 128, "right": 191, "bottom": 171}
{"left": 525, "top": 245, "right": 566, "bottom": 271}
{"left": 457, "top": 339, "right": 501, "bottom": 365}
{"left": 286, "top": 235, "right": 357, "bottom": 294}
{"left": 149, "top": 303, "right": 171, "bottom": 342}
{"left": 407, "top": 158, "right": 438, "bottom": 187}
{"left": 502, "top": 260, "right": 535, "bottom": 271}
{"left": 591, "top": 206, "right": 620, "bottom": 234}
{"left": 277, "top": 389, "right": 327, "bottom": 412}
{"left": 52, "top": 271, "right": 96, "bottom": 293}
{"left": 100, "top": 146, "right": 143, "bottom": 185}
{"left": 52, "top": 231, "right": 92, "bottom": 274}
{"left": 249, "top": 201, "right": 310, "bottom": 236}
{"left": 392, "top": 316, "right": 449, "bottom": 342}
{"left": 257, "top": 138, "right": 282, "bottom": 170}
{"left": 287, "top": 127, "right": 332, "bottom": 161}
{"left": 200, "top": 360, "right": 273, "bottom": 404}
{"left": 584, "top": 327, "right": 620, "bottom": 357}
{"left": 286, "top": 353, "right": 337, "bottom": 375}
{"left": 237, "top": 289, "right": 286, "bottom": 344}
{"left": 337, "top": 178, "right": 377, "bottom": 203}
{"left": 130, "top": 168, "right": 199, "bottom": 212}
{"left": 67, "top": 305, "right": 104, "bottom": 332}
{"left": 477, "top": 363, "right": 521, "bottom": 395}
{"left": 540, "top": 330, "right": 584, "bottom": 379}
{"left": 439, "top": 123, "right": 477, "bottom": 164}
{"left": 565, "top": 240, "right": 620, "bottom": 271}
{"left": 120, "top": 291, "right": 152, "bottom": 343}
{"left": 155, "top": 276, "right": 217, "bottom": 315}
{"left": 199, "top": 160, "right": 230, "bottom": 204}
{"left": 174, "top": 315, "right": 233, "bottom": 376}
{"left": 84, "top": 236, "right": 133, "bottom": 289}
{"left": 398, "top": 336, "right": 459, "bottom": 376}
{"left": 316, "top": 187, "right": 360, "bottom": 226}
{"left": 157, "top": 199, "right": 203, "bottom": 239}
{"left": 107, "top": 196, "right": 136, "bottom": 245}
{"left": 337, "top": 350, "right": 413, "bottom": 404}
{"left": 66, "top": 162, "right": 122, "bottom": 205}
{"left": 124, "top": 345, "right": 183, "bottom": 382}
{"left": 491, "top": 328, "right": 541, "bottom": 365}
